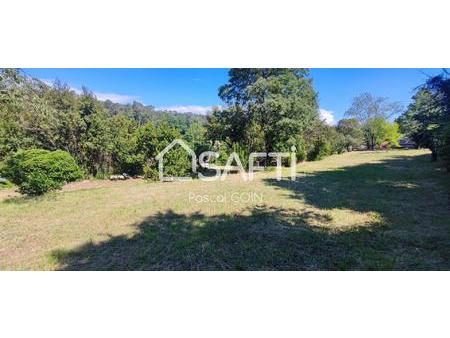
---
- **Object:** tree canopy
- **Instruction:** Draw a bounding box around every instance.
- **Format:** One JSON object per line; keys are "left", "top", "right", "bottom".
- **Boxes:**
{"left": 346, "top": 93, "right": 402, "bottom": 150}
{"left": 397, "top": 71, "right": 450, "bottom": 166}
{"left": 209, "top": 68, "right": 320, "bottom": 164}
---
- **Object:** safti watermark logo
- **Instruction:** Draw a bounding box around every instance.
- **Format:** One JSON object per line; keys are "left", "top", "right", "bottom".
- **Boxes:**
{"left": 155, "top": 139, "right": 297, "bottom": 182}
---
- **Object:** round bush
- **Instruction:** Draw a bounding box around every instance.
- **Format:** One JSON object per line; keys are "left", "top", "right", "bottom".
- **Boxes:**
{"left": 3, "top": 149, "right": 83, "bottom": 195}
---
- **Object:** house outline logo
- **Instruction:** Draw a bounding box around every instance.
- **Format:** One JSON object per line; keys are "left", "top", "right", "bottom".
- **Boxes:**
{"left": 155, "top": 139, "right": 197, "bottom": 181}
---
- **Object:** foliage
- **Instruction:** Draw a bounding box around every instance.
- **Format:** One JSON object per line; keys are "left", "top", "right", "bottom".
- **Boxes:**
{"left": 136, "top": 122, "right": 193, "bottom": 180}
{"left": 364, "top": 118, "right": 401, "bottom": 149}
{"left": 3, "top": 149, "right": 83, "bottom": 195}
{"left": 346, "top": 93, "right": 402, "bottom": 150}
{"left": 336, "top": 118, "right": 364, "bottom": 151}
{"left": 105, "top": 100, "right": 206, "bottom": 132}
{"left": 397, "top": 72, "right": 450, "bottom": 166}
{"left": 246, "top": 70, "right": 319, "bottom": 156}
{"left": 382, "top": 121, "right": 401, "bottom": 147}
{"left": 208, "top": 68, "right": 319, "bottom": 165}
{"left": 0, "top": 69, "right": 207, "bottom": 179}
{"left": 218, "top": 68, "right": 310, "bottom": 106}
{"left": 109, "top": 115, "right": 142, "bottom": 176}
{"left": 185, "top": 122, "right": 210, "bottom": 156}
{"left": 397, "top": 89, "right": 442, "bottom": 153}
{"left": 440, "top": 125, "right": 450, "bottom": 171}
{"left": 305, "top": 122, "right": 346, "bottom": 161}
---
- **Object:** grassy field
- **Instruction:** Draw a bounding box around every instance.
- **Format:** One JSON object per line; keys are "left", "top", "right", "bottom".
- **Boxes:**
{"left": 0, "top": 149, "right": 449, "bottom": 270}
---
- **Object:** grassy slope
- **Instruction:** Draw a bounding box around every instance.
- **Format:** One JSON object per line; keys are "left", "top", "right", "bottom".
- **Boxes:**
{"left": 0, "top": 149, "right": 449, "bottom": 270}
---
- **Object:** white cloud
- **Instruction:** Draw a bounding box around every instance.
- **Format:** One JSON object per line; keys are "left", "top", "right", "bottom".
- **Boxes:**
{"left": 319, "top": 108, "right": 336, "bottom": 126}
{"left": 39, "top": 78, "right": 137, "bottom": 104}
{"left": 40, "top": 78, "right": 56, "bottom": 87}
{"left": 93, "top": 92, "right": 137, "bottom": 104}
{"left": 157, "top": 105, "right": 222, "bottom": 115}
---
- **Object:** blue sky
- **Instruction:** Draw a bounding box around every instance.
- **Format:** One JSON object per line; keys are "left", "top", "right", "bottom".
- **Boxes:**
{"left": 23, "top": 68, "right": 443, "bottom": 124}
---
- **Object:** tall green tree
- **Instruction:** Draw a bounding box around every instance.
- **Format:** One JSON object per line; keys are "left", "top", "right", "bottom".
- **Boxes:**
{"left": 135, "top": 121, "right": 192, "bottom": 179}
{"left": 336, "top": 118, "right": 364, "bottom": 151}
{"left": 210, "top": 68, "right": 318, "bottom": 165}
{"left": 218, "top": 68, "right": 310, "bottom": 106}
{"left": 346, "top": 93, "right": 402, "bottom": 150}
{"left": 76, "top": 88, "right": 113, "bottom": 176}
{"left": 398, "top": 72, "right": 450, "bottom": 163}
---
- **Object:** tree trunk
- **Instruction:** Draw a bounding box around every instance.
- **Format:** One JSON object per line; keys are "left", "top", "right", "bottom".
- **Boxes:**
{"left": 431, "top": 140, "right": 438, "bottom": 162}
{"left": 431, "top": 149, "right": 438, "bottom": 162}
{"left": 264, "top": 137, "right": 271, "bottom": 168}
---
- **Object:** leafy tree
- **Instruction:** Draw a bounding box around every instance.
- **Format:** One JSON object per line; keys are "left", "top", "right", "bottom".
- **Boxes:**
{"left": 206, "top": 105, "right": 249, "bottom": 147}
{"left": 0, "top": 68, "right": 208, "bottom": 178}
{"left": 441, "top": 125, "right": 450, "bottom": 171}
{"left": 397, "top": 73, "right": 449, "bottom": 163}
{"left": 109, "top": 115, "right": 142, "bottom": 175}
{"left": 210, "top": 68, "right": 318, "bottom": 166}
{"left": 78, "top": 88, "right": 113, "bottom": 177}
{"left": 218, "top": 68, "right": 310, "bottom": 106}
{"left": 382, "top": 121, "right": 401, "bottom": 147}
{"left": 136, "top": 121, "right": 192, "bottom": 180}
{"left": 397, "top": 88, "right": 442, "bottom": 158}
{"left": 247, "top": 71, "right": 318, "bottom": 158}
{"left": 336, "top": 118, "right": 364, "bottom": 151}
{"left": 346, "top": 93, "right": 402, "bottom": 150}
{"left": 43, "top": 80, "right": 84, "bottom": 155}
{"left": 307, "top": 121, "right": 346, "bottom": 160}
{"left": 422, "top": 73, "right": 450, "bottom": 164}
{"left": 363, "top": 118, "right": 400, "bottom": 149}
{"left": 0, "top": 69, "right": 58, "bottom": 156}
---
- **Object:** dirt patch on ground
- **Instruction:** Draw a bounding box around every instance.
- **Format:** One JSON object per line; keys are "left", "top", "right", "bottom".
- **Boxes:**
{"left": 0, "top": 188, "right": 20, "bottom": 200}
{"left": 62, "top": 179, "right": 144, "bottom": 192}
{"left": 0, "top": 178, "right": 145, "bottom": 201}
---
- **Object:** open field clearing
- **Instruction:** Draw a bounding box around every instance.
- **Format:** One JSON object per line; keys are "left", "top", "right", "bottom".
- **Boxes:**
{"left": 0, "top": 149, "right": 449, "bottom": 270}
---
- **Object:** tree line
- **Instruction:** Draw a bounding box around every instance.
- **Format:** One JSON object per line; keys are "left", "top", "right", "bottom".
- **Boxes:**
{"left": 0, "top": 68, "right": 405, "bottom": 195}
{"left": 0, "top": 68, "right": 206, "bottom": 180}
{"left": 397, "top": 71, "right": 450, "bottom": 170}
{"left": 207, "top": 69, "right": 401, "bottom": 166}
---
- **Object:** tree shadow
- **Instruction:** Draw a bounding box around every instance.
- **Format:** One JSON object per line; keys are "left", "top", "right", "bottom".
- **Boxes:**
{"left": 264, "top": 153, "right": 450, "bottom": 270}
{"left": 51, "top": 153, "right": 450, "bottom": 270}
{"left": 52, "top": 207, "right": 340, "bottom": 270}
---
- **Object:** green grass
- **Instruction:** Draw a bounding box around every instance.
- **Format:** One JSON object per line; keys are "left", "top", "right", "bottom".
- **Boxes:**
{"left": 0, "top": 180, "right": 14, "bottom": 189}
{"left": 0, "top": 149, "right": 449, "bottom": 270}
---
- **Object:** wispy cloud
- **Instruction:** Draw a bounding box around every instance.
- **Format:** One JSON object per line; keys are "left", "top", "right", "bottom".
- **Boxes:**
{"left": 157, "top": 105, "right": 222, "bottom": 115}
{"left": 319, "top": 108, "right": 336, "bottom": 125}
{"left": 40, "top": 78, "right": 138, "bottom": 104}
{"left": 93, "top": 92, "right": 137, "bottom": 104}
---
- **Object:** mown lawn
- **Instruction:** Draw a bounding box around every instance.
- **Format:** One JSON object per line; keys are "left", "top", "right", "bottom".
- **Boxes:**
{"left": 0, "top": 149, "right": 449, "bottom": 270}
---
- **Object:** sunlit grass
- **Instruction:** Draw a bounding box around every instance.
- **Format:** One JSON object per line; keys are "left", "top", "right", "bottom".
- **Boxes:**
{"left": 0, "top": 149, "right": 449, "bottom": 270}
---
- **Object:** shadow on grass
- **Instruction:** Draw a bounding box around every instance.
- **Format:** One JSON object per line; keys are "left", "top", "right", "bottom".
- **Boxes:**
{"left": 52, "top": 153, "right": 450, "bottom": 270}
{"left": 264, "top": 153, "right": 450, "bottom": 270}
{"left": 1, "top": 192, "right": 60, "bottom": 205}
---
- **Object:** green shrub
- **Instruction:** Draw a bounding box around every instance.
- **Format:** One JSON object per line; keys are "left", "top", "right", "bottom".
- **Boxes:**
{"left": 308, "top": 139, "right": 332, "bottom": 161}
{"left": 230, "top": 143, "right": 250, "bottom": 169}
{"left": 294, "top": 140, "right": 308, "bottom": 163}
{"left": 143, "top": 163, "right": 159, "bottom": 180}
{"left": 3, "top": 149, "right": 83, "bottom": 195}
{"left": 0, "top": 170, "right": 13, "bottom": 189}
{"left": 144, "top": 147, "right": 193, "bottom": 181}
{"left": 160, "top": 147, "right": 193, "bottom": 179}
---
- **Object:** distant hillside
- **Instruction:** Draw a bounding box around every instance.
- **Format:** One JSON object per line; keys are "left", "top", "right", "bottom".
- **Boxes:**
{"left": 103, "top": 100, "right": 207, "bottom": 132}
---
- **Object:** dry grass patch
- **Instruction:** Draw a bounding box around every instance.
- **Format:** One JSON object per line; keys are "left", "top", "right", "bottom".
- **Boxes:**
{"left": 1, "top": 149, "right": 449, "bottom": 270}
